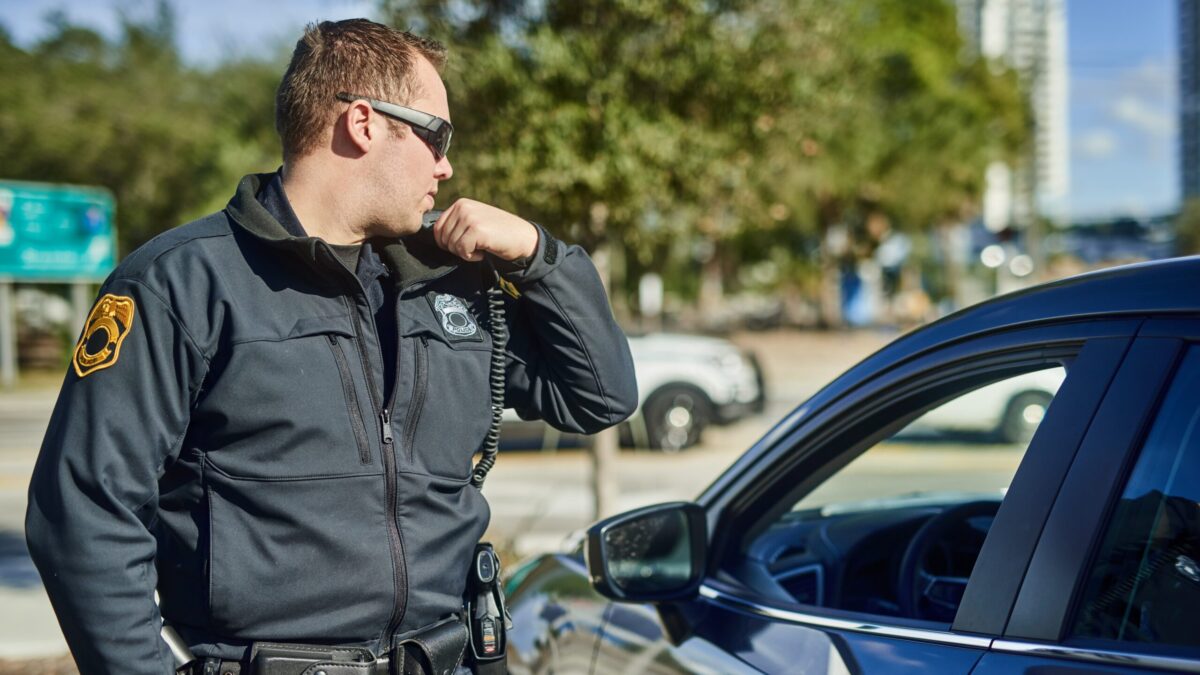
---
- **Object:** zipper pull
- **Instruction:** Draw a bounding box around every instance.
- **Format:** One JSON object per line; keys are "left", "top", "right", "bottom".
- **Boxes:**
{"left": 380, "top": 410, "right": 393, "bottom": 444}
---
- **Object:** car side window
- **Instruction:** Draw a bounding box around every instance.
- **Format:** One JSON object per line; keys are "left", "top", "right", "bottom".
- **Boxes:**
{"left": 794, "top": 367, "right": 1064, "bottom": 512}
{"left": 741, "top": 366, "right": 1065, "bottom": 622}
{"left": 1072, "top": 348, "right": 1200, "bottom": 648}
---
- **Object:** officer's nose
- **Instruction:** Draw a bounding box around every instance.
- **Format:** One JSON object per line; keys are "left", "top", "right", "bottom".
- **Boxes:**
{"left": 435, "top": 153, "right": 453, "bottom": 181}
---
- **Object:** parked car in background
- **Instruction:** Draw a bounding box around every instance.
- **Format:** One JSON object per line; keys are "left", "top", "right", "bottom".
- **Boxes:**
{"left": 505, "top": 257, "right": 1200, "bottom": 674}
{"left": 502, "top": 333, "right": 765, "bottom": 451}
{"left": 912, "top": 368, "right": 1065, "bottom": 443}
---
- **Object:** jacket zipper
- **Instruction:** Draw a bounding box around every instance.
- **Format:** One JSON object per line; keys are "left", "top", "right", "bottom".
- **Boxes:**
{"left": 380, "top": 299, "right": 410, "bottom": 642}
{"left": 377, "top": 406, "right": 407, "bottom": 643}
{"left": 403, "top": 337, "right": 429, "bottom": 464}
{"left": 328, "top": 251, "right": 451, "bottom": 645}
{"left": 326, "top": 335, "right": 371, "bottom": 464}
{"left": 338, "top": 291, "right": 409, "bottom": 645}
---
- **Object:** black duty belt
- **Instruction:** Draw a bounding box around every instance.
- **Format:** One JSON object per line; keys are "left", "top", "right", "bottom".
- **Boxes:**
{"left": 183, "top": 617, "right": 470, "bottom": 675}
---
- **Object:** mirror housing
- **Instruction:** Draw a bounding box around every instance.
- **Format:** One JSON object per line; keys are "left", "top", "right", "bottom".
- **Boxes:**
{"left": 584, "top": 501, "right": 707, "bottom": 602}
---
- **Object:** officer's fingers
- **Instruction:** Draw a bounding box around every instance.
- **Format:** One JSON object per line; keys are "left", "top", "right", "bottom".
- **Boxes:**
{"left": 432, "top": 203, "right": 460, "bottom": 250}
{"left": 447, "top": 218, "right": 479, "bottom": 259}
{"left": 460, "top": 224, "right": 490, "bottom": 262}
{"left": 438, "top": 209, "right": 474, "bottom": 253}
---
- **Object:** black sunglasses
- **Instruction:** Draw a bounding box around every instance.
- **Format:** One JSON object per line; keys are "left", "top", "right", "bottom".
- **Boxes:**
{"left": 336, "top": 92, "right": 453, "bottom": 159}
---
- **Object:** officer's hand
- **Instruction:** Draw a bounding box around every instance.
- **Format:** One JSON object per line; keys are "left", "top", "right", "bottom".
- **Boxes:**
{"left": 432, "top": 199, "right": 538, "bottom": 263}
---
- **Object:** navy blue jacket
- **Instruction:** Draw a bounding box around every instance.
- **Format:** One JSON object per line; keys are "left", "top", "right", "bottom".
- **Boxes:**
{"left": 25, "top": 173, "right": 638, "bottom": 673}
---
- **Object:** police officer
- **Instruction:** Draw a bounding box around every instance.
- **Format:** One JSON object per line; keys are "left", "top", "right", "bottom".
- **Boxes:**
{"left": 26, "top": 19, "right": 637, "bottom": 675}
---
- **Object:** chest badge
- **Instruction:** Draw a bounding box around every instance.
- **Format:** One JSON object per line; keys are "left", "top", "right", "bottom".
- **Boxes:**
{"left": 433, "top": 294, "right": 479, "bottom": 339}
{"left": 73, "top": 293, "right": 136, "bottom": 378}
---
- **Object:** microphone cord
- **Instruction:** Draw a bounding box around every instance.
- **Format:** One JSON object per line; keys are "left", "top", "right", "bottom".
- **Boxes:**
{"left": 472, "top": 267, "right": 507, "bottom": 489}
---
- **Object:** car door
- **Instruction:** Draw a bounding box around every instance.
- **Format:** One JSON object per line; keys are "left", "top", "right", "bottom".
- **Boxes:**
{"left": 592, "top": 318, "right": 1142, "bottom": 674}
{"left": 974, "top": 320, "right": 1200, "bottom": 674}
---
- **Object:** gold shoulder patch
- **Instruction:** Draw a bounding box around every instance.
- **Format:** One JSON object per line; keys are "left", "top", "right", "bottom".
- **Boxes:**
{"left": 73, "top": 293, "right": 136, "bottom": 378}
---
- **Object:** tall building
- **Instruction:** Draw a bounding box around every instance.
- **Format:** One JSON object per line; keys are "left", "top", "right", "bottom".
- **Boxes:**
{"left": 1182, "top": 0, "right": 1200, "bottom": 198}
{"left": 956, "top": 0, "right": 1070, "bottom": 228}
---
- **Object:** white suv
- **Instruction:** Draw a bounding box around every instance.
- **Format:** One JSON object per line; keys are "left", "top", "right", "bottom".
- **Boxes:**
{"left": 502, "top": 333, "right": 764, "bottom": 451}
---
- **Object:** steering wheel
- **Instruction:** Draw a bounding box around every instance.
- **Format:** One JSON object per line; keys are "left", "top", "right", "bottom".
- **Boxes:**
{"left": 896, "top": 500, "right": 1001, "bottom": 621}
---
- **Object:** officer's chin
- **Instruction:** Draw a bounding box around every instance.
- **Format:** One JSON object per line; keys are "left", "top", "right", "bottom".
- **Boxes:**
{"left": 369, "top": 215, "right": 422, "bottom": 240}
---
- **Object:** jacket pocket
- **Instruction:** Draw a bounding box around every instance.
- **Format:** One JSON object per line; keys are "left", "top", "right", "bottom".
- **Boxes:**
{"left": 403, "top": 337, "right": 428, "bottom": 465}
{"left": 204, "top": 468, "right": 394, "bottom": 639}
{"left": 397, "top": 290, "right": 496, "bottom": 479}
{"left": 327, "top": 334, "right": 371, "bottom": 464}
{"left": 195, "top": 320, "right": 376, "bottom": 479}
{"left": 403, "top": 335, "right": 494, "bottom": 480}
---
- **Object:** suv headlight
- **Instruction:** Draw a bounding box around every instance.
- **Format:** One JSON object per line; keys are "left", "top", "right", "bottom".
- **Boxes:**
{"left": 709, "top": 351, "right": 747, "bottom": 373}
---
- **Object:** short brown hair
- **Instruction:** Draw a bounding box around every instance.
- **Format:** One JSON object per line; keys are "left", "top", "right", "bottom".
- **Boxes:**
{"left": 275, "top": 19, "right": 446, "bottom": 160}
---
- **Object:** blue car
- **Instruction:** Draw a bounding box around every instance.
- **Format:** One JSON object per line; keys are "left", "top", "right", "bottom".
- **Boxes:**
{"left": 504, "top": 257, "right": 1200, "bottom": 674}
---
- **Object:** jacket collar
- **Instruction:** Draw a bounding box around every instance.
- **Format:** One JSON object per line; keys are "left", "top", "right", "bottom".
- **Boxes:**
{"left": 225, "top": 172, "right": 462, "bottom": 291}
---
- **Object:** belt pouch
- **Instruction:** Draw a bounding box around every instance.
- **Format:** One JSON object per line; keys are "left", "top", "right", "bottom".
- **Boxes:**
{"left": 249, "top": 643, "right": 376, "bottom": 675}
{"left": 394, "top": 618, "right": 470, "bottom": 675}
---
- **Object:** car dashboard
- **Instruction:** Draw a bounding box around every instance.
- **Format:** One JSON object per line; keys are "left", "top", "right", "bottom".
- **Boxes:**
{"left": 731, "top": 501, "right": 996, "bottom": 619}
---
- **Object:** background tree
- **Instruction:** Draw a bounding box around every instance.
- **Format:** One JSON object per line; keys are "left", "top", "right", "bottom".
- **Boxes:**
{"left": 1176, "top": 198, "right": 1200, "bottom": 255}
{"left": 0, "top": 3, "right": 281, "bottom": 255}
{"left": 384, "top": 0, "right": 1028, "bottom": 327}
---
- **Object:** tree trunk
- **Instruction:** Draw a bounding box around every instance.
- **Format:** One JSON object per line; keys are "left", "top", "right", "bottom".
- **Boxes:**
{"left": 817, "top": 221, "right": 845, "bottom": 329}
{"left": 697, "top": 248, "right": 724, "bottom": 322}
{"left": 587, "top": 211, "right": 620, "bottom": 521}
{"left": 938, "top": 223, "right": 965, "bottom": 311}
{"left": 591, "top": 423, "right": 620, "bottom": 521}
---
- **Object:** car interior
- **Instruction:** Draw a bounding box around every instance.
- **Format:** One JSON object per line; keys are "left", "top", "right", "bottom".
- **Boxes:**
{"left": 720, "top": 363, "right": 1068, "bottom": 625}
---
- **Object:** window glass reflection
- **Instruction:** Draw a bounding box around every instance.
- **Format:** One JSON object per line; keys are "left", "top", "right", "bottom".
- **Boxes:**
{"left": 1073, "top": 349, "right": 1200, "bottom": 647}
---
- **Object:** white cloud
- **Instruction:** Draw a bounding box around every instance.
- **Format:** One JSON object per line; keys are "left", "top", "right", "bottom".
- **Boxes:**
{"left": 1111, "top": 95, "right": 1174, "bottom": 138}
{"left": 1075, "top": 128, "right": 1118, "bottom": 158}
{"left": 1073, "top": 59, "right": 1175, "bottom": 103}
{"left": 1121, "top": 60, "right": 1173, "bottom": 100}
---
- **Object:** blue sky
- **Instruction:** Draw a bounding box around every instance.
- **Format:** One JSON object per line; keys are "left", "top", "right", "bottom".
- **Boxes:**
{"left": 1068, "top": 0, "right": 1176, "bottom": 219}
{"left": 0, "top": 0, "right": 1180, "bottom": 220}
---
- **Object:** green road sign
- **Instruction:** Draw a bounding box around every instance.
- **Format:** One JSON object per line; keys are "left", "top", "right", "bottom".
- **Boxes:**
{"left": 0, "top": 180, "right": 116, "bottom": 280}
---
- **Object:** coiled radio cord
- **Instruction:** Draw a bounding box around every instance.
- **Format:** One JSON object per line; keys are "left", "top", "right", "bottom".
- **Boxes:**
{"left": 471, "top": 271, "right": 507, "bottom": 489}
{"left": 421, "top": 209, "right": 508, "bottom": 490}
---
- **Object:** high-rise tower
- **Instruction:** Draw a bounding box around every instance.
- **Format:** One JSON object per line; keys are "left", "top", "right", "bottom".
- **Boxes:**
{"left": 1181, "top": 0, "right": 1200, "bottom": 198}
{"left": 957, "top": 0, "right": 1070, "bottom": 229}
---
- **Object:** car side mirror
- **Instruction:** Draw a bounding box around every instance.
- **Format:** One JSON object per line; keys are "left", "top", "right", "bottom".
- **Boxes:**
{"left": 585, "top": 501, "right": 707, "bottom": 602}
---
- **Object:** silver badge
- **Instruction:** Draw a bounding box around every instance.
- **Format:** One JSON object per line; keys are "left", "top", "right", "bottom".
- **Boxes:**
{"left": 433, "top": 294, "right": 478, "bottom": 337}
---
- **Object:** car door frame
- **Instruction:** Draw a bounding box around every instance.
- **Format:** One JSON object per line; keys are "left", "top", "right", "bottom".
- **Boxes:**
{"left": 991, "top": 318, "right": 1200, "bottom": 672}
{"left": 686, "top": 316, "right": 1145, "bottom": 647}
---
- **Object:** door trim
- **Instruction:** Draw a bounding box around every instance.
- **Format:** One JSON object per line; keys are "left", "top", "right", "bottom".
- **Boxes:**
{"left": 990, "top": 639, "right": 1200, "bottom": 673}
{"left": 698, "top": 583, "right": 993, "bottom": 649}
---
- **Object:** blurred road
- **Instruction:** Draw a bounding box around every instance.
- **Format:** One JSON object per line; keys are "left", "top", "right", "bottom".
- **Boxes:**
{"left": 0, "top": 329, "right": 892, "bottom": 664}
{"left": 0, "top": 389, "right": 62, "bottom": 662}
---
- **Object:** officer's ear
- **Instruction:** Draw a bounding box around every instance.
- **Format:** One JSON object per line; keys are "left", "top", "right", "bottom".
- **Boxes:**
{"left": 337, "top": 98, "right": 377, "bottom": 155}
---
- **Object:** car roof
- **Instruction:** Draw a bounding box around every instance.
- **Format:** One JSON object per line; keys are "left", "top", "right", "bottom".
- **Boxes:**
{"left": 748, "top": 255, "right": 1200, "bottom": 455}
{"left": 852, "top": 255, "right": 1199, "bottom": 380}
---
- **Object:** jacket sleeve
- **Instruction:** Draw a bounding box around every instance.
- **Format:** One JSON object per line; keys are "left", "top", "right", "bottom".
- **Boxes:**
{"left": 494, "top": 224, "right": 638, "bottom": 434}
{"left": 25, "top": 276, "right": 208, "bottom": 675}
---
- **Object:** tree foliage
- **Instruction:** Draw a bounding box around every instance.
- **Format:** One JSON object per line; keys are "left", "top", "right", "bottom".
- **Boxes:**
{"left": 0, "top": 5, "right": 281, "bottom": 254}
{"left": 0, "top": 1, "right": 1027, "bottom": 314}
{"left": 384, "top": 0, "right": 1028, "bottom": 312}
{"left": 1176, "top": 198, "right": 1200, "bottom": 256}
